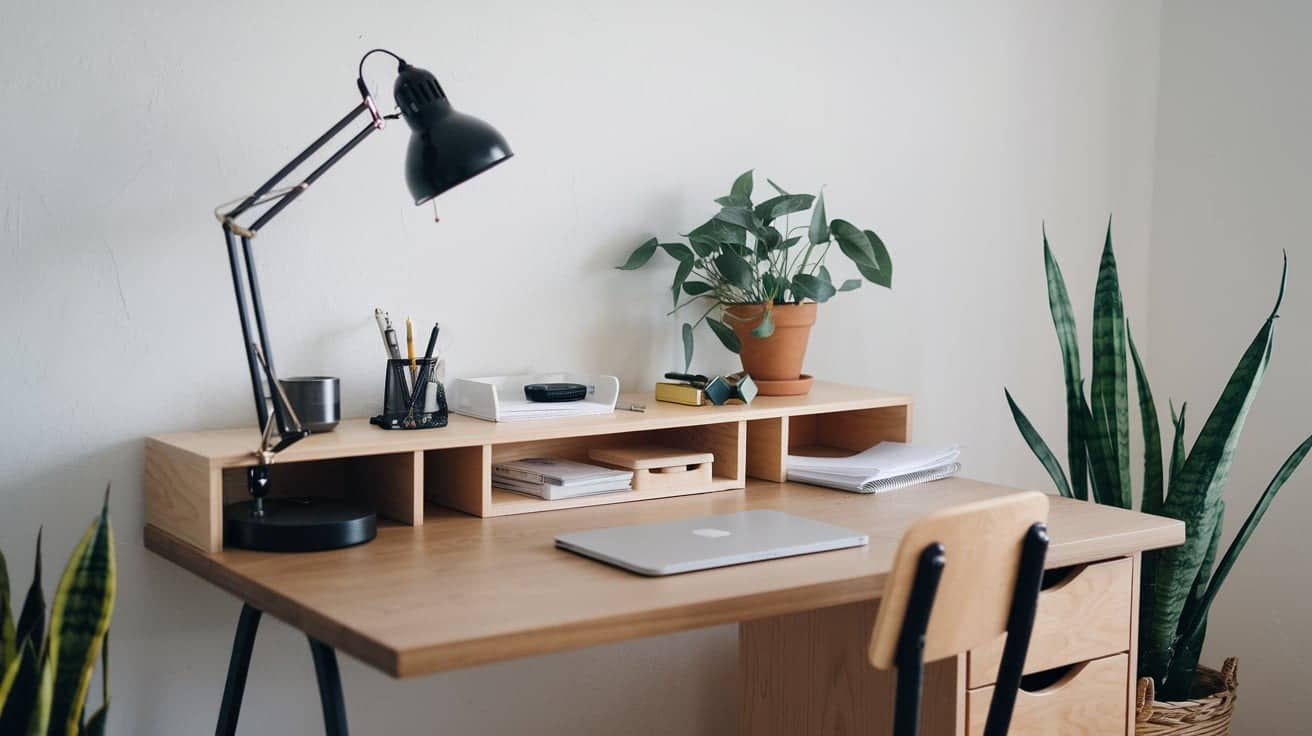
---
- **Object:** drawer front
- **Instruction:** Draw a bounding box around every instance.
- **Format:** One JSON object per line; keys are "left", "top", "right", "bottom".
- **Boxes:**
{"left": 967, "top": 653, "right": 1129, "bottom": 736}
{"left": 968, "top": 556, "right": 1132, "bottom": 688}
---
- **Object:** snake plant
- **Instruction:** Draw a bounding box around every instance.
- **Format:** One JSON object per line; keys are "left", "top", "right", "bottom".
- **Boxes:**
{"left": 1006, "top": 225, "right": 1312, "bottom": 700}
{"left": 0, "top": 488, "right": 116, "bottom": 735}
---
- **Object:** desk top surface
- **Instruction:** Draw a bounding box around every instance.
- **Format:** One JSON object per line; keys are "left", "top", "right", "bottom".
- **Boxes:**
{"left": 145, "top": 477, "right": 1183, "bottom": 678}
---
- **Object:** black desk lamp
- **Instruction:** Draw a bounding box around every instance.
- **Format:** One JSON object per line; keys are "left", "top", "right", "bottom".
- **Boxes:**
{"left": 216, "top": 49, "right": 511, "bottom": 552}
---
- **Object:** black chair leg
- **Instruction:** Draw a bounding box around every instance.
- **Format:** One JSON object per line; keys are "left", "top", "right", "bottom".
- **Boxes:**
{"left": 216, "top": 604, "right": 263, "bottom": 736}
{"left": 309, "top": 636, "right": 349, "bottom": 736}
{"left": 893, "top": 543, "right": 946, "bottom": 736}
{"left": 983, "top": 522, "right": 1050, "bottom": 736}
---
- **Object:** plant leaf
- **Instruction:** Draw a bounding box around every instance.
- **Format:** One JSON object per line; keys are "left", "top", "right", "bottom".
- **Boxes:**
{"left": 809, "top": 190, "right": 829, "bottom": 245}
{"left": 1169, "top": 401, "right": 1188, "bottom": 490}
{"left": 1142, "top": 255, "right": 1286, "bottom": 686}
{"left": 682, "top": 281, "right": 713, "bottom": 296}
{"left": 714, "top": 206, "right": 759, "bottom": 233}
{"left": 1177, "top": 431, "right": 1312, "bottom": 668}
{"left": 1089, "top": 225, "right": 1131, "bottom": 509}
{"left": 706, "top": 317, "right": 741, "bottom": 353}
{"left": 688, "top": 234, "right": 715, "bottom": 258}
{"left": 831, "top": 219, "right": 876, "bottom": 266}
{"left": 791, "top": 274, "right": 836, "bottom": 303}
{"left": 713, "top": 253, "right": 755, "bottom": 291}
{"left": 47, "top": 495, "right": 116, "bottom": 736}
{"left": 14, "top": 531, "right": 43, "bottom": 659}
{"left": 28, "top": 645, "right": 50, "bottom": 736}
{"left": 1042, "top": 233, "right": 1088, "bottom": 502}
{"left": 1, "top": 550, "right": 13, "bottom": 672}
{"left": 751, "top": 310, "right": 775, "bottom": 338}
{"left": 780, "top": 236, "right": 802, "bottom": 251}
{"left": 681, "top": 323, "right": 694, "bottom": 373}
{"left": 659, "top": 242, "right": 693, "bottom": 263}
{"left": 1080, "top": 391, "right": 1116, "bottom": 506}
{"left": 82, "top": 703, "right": 108, "bottom": 736}
{"left": 617, "top": 238, "right": 658, "bottom": 270}
{"left": 0, "top": 640, "right": 38, "bottom": 735}
{"left": 753, "top": 194, "right": 814, "bottom": 223}
{"left": 670, "top": 258, "right": 693, "bottom": 309}
{"left": 730, "top": 169, "right": 754, "bottom": 202}
{"left": 765, "top": 178, "right": 789, "bottom": 196}
{"left": 714, "top": 195, "right": 751, "bottom": 208}
{"left": 687, "top": 217, "right": 746, "bottom": 248}
{"left": 838, "top": 279, "right": 861, "bottom": 292}
{"left": 1005, "top": 389, "right": 1074, "bottom": 498}
{"left": 863, "top": 230, "right": 893, "bottom": 288}
{"left": 1129, "top": 326, "right": 1164, "bottom": 516}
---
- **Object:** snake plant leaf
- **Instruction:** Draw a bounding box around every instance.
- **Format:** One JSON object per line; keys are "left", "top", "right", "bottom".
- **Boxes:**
{"left": 14, "top": 531, "right": 43, "bottom": 661}
{"left": 1143, "top": 257, "right": 1285, "bottom": 684}
{"left": 809, "top": 190, "right": 829, "bottom": 245}
{"left": 0, "top": 640, "right": 38, "bottom": 734}
{"left": 47, "top": 495, "right": 116, "bottom": 736}
{"left": 1168, "top": 401, "right": 1188, "bottom": 491}
{"left": 750, "top": 310, "right": 775, "bottom": 339}
{"left": 1005, "top": 389, "right": 1074, "bottom": 498}
{"left": 1128, "top": 326, "right": 1164, "bottom": 515}
{"left": 82, "top": 705, "right": 107, "bottom": 736}
{"left": 28, "top": 648, "right": 51, "bottom": 736}
{"left": 706, "top": 317, "right": 741, "bottom": 354}
{"left": 671, "top": 258, "right": 693, "bottom": 309}
{"left": 1174, "top": 498, "right": 1224, "bottom": 675}
{"left": 863, "top": 230, "right": 893, "bottom": 288}
{"left": 753, "top": 194, "right": 814, "bottom": 224}
{"left": 1, "top": 550, "right": 14, "bottom": 670}
{"left": 713, "top": 253, "right": 755, "bottom": 292}
{"left": 730, "top": 169, "right": 754, "bottom": 202}
{"left": 1079, "top": 392, "right": 1116, "bottom": 506}
{"left": 617, "top": 238, "right": 658, "bottom": 270}
{"left": 81, "top": 634, "right": 109, "bottom": 736}
{"left": 1178, "top": 431, "right": 1312, "bottom": 665}
{"left": 1089, "top": 226, "right": 1132, "bottom": 509}
{"left": 681, "top": 323, "right": 694, "bottom": 372}
{"left": 1043, "top": 233, "right": 1088, "bottom": 502}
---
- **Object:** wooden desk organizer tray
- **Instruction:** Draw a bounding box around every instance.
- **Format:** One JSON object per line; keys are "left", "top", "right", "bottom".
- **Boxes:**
{"left": 145, "top": 381, "right": 912, "bottom": 553}
{"left": 588, "top": 446, "right": 714, "bottom": 493}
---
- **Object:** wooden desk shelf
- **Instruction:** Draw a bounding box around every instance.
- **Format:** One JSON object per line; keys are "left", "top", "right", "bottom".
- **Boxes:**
{"left": 146, "top": 381, "right": 912, "bottom": 553}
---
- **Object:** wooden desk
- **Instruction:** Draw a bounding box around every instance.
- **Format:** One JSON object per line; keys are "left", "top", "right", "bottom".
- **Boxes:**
{"left": 146, "top": 477, "right": 1182, "bottom": 735}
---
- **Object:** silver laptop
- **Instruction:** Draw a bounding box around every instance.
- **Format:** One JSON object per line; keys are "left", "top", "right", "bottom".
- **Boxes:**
{"left": 555, "top": 510, "right": 868, "bottom": 576}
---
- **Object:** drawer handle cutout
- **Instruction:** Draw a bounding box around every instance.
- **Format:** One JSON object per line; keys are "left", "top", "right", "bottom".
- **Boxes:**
{"left": 1018, "top": 661, "right": 1089, "bottom": 695}
{"left": 1039, "top": 564, "right": 1086, "bottom": 592}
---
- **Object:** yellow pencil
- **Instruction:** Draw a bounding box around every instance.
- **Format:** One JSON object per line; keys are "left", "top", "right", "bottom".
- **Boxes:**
{"left": 406, "top": 317, "right": 417, "bottom": 382}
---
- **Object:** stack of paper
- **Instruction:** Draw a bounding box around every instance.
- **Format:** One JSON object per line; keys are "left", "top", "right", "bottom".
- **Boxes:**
{"left": 787, "top": 442, "right": 962, "bottom": 494}
{"left": 493, "top": 458, "right": 634, "bottom": 501}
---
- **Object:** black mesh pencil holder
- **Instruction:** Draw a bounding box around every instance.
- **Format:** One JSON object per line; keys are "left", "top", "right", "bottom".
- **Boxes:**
{"left": 370, "top": 358, "right": 448, "bottom": 430}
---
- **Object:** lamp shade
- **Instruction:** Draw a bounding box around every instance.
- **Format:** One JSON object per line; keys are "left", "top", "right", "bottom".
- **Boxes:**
{"left": 394, "top": 63, "right": 513, "bottom": 205}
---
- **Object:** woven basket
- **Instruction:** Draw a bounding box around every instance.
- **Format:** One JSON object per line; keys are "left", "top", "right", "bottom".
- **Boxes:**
{"left": 1135, "top": 658, "right": 1238, "bottom": 735}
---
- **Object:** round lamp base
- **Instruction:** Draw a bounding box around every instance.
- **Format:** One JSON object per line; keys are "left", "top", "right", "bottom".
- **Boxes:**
{"left": 224, "top": 498, "right": 376, "bottom": 552}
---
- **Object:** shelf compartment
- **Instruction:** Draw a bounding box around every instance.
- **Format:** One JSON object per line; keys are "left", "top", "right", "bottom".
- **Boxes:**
{"left": 220, "top": 450, "right": 425, "bottom": 529}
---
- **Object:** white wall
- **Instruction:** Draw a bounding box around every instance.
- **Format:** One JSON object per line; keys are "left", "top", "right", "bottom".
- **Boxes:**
{"left": 1150, "top": 2, "right": 1312, "bottom": 731}
{"left": 0, "top": 1, "right": 1161, "bottom": 733}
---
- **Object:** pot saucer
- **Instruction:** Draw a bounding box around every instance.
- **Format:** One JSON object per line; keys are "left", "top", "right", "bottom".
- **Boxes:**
{"left": 752, "top": 374, "right": 814, "bottom": 396}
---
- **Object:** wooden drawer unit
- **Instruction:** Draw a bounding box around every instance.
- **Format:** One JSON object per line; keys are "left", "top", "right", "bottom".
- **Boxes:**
{"left": 968, "top": 557, "right": 1132, "bottom": 688}
{"left": 967, "top": 653, "right": 1130, "bottom": 735}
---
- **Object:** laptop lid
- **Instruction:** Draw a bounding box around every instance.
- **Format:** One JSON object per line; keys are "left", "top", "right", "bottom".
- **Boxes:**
{"left": 555, "top": 510, "right": 868, "bottom": 576}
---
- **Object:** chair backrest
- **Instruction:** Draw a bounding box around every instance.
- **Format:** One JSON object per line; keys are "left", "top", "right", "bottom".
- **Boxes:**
{"left": 868, "top": 491, "right": 1050, "bottom": 669}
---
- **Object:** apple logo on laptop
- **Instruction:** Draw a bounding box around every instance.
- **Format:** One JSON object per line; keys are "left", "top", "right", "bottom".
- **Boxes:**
{"left": 693, "top": 528, "right": 731, "bottom": 539}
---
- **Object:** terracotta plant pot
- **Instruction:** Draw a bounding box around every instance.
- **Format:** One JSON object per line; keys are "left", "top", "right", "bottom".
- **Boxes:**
{"left": 725, "top": 302, "right": 817, "bottom": 396}
{"left": 1135, "top": 658, "right": 1238, "bottom": 735}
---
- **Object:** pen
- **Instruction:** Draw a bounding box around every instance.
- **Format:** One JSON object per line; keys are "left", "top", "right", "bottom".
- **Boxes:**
{"left": 406, "top": 318, "right": 417, "bottom": 383}
{"left": 403, "top": 322, "right": 442, "bottom": 427}
{"left": 374, "top": 308, "right": 392, "bottom": 358}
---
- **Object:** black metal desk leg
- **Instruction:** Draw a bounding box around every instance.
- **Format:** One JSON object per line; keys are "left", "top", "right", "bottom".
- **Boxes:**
{"left": 308, "top": 637, "right": 349, "bottom": 736}
{"left": 216, "top": 604, "right": 263, "bottom": 736}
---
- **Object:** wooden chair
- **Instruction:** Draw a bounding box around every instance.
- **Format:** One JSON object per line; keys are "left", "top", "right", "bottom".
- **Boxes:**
{"left": 869, "top": 491, "right": 1050, "bottom": 736}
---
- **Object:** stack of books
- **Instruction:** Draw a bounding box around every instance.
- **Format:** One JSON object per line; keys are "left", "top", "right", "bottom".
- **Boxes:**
{"left": 787, "top": 442, "right": 962, "bottom": 494}
{"left": 493, "top": 458, "right": 634, "bottom": 501}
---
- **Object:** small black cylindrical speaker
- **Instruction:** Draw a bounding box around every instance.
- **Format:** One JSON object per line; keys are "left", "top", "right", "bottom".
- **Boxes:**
{"left": 280, "top": 376, "right": 340, "bottom": 433}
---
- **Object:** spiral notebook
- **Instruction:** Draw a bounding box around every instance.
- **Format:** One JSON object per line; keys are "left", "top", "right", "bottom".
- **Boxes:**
{"left": 787, "top": 442, "right": 962, "bottom": 494}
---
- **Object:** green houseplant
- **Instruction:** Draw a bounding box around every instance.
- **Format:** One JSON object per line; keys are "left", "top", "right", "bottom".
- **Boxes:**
{"left": 618, "top": 170, "right": 891, "bottom": 395}
{"left": 0, "top": 490, "right": 116, "bottom": 735}
{"left": 1005, "top": 225, "right": 1312, "bottom": 715}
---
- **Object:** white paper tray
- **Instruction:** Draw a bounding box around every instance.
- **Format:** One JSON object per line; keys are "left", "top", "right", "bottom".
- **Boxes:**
{"left": 449, "top": 373, "right": 620, "bottom": 422}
